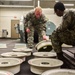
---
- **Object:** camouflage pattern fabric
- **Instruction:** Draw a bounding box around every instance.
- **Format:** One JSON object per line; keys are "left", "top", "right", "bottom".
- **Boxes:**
{"left": 24, "top": 11, "right": 47, "bottom": 47}
{"left": 51, "top": 11, "right": 75, "bottom": 53}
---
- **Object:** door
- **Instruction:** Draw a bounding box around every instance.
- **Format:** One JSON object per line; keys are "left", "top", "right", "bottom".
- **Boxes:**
{"left": 11, "top": 20, "right": 19, "bottom": 39}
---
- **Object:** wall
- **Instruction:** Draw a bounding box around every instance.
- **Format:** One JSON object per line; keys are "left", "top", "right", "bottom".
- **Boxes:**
{"left": 0, "top": 8, "right": 62, "bottom": 38}
{"left": 42, "top": 8, "right": 62, "bottom": 27}
{"left": 0, "top": 7, "right": 32, "bottom": 37}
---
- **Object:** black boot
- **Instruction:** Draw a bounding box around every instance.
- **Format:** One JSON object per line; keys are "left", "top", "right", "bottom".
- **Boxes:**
{"left": 57, "top": 52, "right": 69, "bottom": 68}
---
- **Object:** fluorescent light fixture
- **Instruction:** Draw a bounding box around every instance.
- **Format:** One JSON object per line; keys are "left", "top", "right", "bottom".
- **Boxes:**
{"left": 0, "top": 0, "right": 32, "bottom": 1}
{"left": 64, "top": 4, "right": 74, "bottom": 6}
{"left": 38, "top": 0, "right": 40, "bottom": 7}
{"left": 0, "top": 5, "right": 34, "bottom": 8}
{"left": 55, "top": 0, "right": 60, "bottom": 2}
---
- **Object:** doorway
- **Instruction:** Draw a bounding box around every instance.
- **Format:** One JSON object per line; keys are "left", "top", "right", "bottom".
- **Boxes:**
{"left": 11, "top": 20, "right": 19, "bottom": 39}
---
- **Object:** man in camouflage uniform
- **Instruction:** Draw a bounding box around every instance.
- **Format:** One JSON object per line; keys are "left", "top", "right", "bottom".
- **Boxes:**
{"left": 51, "top": 2, "right": 75, "bottom": 67}
{"left": 24, "top": 7, "right": 47, "bottom": 48}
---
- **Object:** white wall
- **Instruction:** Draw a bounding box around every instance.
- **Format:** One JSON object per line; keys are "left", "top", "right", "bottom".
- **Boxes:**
{"left": 0, "top": 7, "right": 32, "bottom": 37}
{"left": 0, "top": 8, "right": 62, "bottom": 37}
{"left": 42, "top": 8, "right": 62, "bottom": 28}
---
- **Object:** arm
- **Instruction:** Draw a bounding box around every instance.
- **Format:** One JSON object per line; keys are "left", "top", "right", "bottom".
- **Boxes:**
{"left": 24, "top": 12, "right": 32, "bottom": 33}
{"left": 24, "top": 13, "right": 31, "bottom": 28}
{"left": 56, "top": 11, "right": 73, "bottom": 32}
{"left": 41, "top": 15, "right": 49, "bottom": 40}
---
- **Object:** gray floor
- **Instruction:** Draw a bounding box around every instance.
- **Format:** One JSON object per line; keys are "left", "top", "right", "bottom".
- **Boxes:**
{"left": 0, "top": 39, "right": 75, "bottom": 75}
{"left": 0, "top": 39, "right": 37, "bottom": 75}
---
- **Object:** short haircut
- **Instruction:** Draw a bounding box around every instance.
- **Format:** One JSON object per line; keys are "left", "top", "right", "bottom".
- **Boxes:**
{"left": 35, "top": 7, "right": 42, "bottom": 13}
{"left": 54, "top": 2, "right": 65, "bottom": 12}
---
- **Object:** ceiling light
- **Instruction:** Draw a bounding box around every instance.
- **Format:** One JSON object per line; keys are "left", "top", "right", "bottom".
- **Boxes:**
{"left": 0, "top": 5, "right": 34, "bottom": 8}
{"left": 64, "top": 4, "right": 74, "bottom": 6}
{"left": 38, "top": 0, "right": 40, "bottom": 7}
{"left": 0, "top": 0, "right": 32, "bottom": 1}
{"left": 55, "top": 0, "right": 60, "bottom": 2}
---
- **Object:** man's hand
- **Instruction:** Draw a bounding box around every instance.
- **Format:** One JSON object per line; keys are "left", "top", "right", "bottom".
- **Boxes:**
{"left": 43, "top": 35, "right": 49, "bottom": 40}
{"left": 26, "top": 28, "right": 30, "bottom": 33}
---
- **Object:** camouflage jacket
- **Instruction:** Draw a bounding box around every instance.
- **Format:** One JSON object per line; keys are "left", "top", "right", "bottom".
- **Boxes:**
{"left": 51, "top": 11, "right": 75, "bottom": 53}
{"left": 56, "top": 10, "right": 75, "bottom": 33}
{"left": 55, "top": 10, "right": 75, "bottom": 43}
{"left": 24, "top": 11, "right": 47, "bottom": 31}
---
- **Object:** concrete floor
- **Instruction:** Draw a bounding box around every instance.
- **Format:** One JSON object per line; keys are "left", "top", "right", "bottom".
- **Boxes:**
{"left": 0, "top": 39, "right": 37, "bottom": 75}
{"left": 0, "top": 39, "right": 75, "bottom": 75}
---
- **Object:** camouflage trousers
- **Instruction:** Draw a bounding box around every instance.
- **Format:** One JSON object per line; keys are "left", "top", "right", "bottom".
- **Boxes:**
{"left": 27, "top": 26, "right": 43, "bottom": 48}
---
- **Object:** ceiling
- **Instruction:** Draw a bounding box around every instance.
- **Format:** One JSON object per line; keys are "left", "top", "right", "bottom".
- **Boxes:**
{"left": 0, "top": 0, "right": 75, "bottom": 8}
